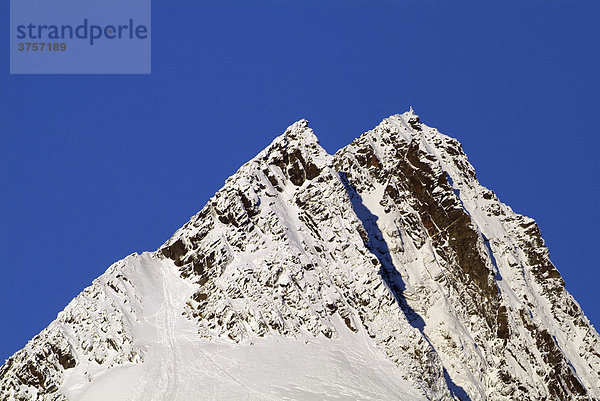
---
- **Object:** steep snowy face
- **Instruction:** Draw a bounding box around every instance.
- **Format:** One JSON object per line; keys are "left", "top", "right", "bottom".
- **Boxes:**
{"left": 1, "top": 113, "right": 599, "bottom": 401}
{"left": 334, "top": 111, "right": 600, "bottom": 400}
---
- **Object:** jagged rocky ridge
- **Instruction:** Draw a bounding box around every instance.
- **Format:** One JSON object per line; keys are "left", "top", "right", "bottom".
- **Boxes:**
{"left": 2, "top": 110, "right": 599, "bottom": 400}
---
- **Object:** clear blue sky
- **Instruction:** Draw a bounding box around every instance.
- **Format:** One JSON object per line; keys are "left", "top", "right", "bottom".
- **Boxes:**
{"left": 1, "top": 0, "right": 599, "bottom": 362}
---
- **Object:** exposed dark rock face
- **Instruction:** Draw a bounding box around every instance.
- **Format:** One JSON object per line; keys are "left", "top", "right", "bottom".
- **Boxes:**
{"left": 2, "top": 113, "right": 599, "bottom": 401}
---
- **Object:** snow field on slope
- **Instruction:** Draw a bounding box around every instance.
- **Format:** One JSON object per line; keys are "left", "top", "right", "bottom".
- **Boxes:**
{"left": 61, "top": 253, "right": 426, "bottom": 401}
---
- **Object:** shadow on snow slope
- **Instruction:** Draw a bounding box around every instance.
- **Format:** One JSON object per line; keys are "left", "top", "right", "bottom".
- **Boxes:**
{"left": 340, "top": 173, "right": 472, "bottom": 401}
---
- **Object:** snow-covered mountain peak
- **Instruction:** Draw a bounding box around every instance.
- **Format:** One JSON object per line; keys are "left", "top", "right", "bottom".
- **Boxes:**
{"left": 281, "top": 118, "right": 311, "bottom": 138}
{"left": 2, "top": 112, "right": 599, "bottom": 401}
{"left": 257, "top": 118, "right": 319, "bottom": 155}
